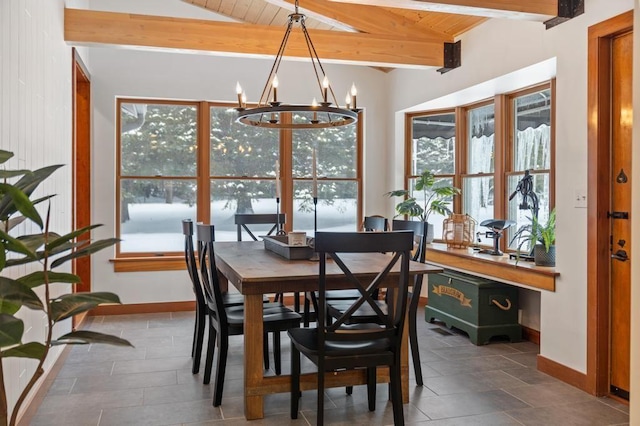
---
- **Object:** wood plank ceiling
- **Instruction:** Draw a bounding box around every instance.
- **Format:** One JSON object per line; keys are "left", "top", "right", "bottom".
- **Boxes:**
{"left": 64, "top": 0, "right": 558, "bottom": 69}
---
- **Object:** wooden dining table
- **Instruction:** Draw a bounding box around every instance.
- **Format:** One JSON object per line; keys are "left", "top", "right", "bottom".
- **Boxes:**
{"left": 213, "top": 241, "right": 443, "bottom": 420}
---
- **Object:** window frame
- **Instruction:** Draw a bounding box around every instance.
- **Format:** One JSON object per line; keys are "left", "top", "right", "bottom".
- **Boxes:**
{"left": 404, "top": 80, "right": 555, "bottom": 251}
{"left": 114, "top": 99, "right": 363, "bottom": 271}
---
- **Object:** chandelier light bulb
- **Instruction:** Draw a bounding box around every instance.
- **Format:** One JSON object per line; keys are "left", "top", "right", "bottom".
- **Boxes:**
{"left": 350, "top": 83, "right": 357, "bottom": 109}
{"left": 345, "top": 94, "right": 351, "bottom": 109}
{"left": 272, "top": 75, "right": 279, "bottom": 103}
{"left": 241, "top": 92, "right": 247, "bottom": 108}
{"left": 322, "top": 76, "right": 329, "bottom": 103}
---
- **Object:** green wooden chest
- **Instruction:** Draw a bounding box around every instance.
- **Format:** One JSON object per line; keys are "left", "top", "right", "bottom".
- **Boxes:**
{"left": 425, "top": 269, "right": 521, "bottom": 345}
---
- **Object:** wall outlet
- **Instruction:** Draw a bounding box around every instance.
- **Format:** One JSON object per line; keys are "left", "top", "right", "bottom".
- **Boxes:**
{"left": 574, "top": 189, "right": 587, "bottom": 208}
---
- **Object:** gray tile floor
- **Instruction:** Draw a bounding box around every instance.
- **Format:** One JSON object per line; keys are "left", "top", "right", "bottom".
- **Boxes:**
{"left": 30, "top": 308, "right": 630, "bottom": 425}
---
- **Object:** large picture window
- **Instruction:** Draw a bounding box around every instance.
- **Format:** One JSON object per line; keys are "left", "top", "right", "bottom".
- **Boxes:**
{"left": 405, "top": 82, "right": 554, "bottom": 251}
{"left": 116, "top": 99, "right": 362, "bottom": 266}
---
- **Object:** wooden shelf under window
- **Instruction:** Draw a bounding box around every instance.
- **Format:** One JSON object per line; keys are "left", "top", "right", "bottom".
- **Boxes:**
{"left": 425, "top": 243, "right": 558, "bottom": 291}
{"left": 111, "top": 256, "right": 185, "bottom": 272}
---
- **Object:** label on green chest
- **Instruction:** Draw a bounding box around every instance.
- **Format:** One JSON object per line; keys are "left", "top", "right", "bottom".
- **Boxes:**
{"left": 431, "top": 283, "right": 472, "bottom": 307}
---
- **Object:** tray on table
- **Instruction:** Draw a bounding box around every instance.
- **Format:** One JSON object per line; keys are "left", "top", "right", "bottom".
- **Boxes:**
{"left": 262, "top": 235, "right": 315, "bottom": 260}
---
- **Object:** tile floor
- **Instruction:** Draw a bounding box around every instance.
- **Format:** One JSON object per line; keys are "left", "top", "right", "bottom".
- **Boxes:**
{"left": 29, "top": 308, "right": 630, "bottom": 425}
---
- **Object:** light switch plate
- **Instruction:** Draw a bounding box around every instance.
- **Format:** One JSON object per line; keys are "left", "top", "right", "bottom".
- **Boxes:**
{"left": 574, "top": 189, "right": 587, "bottom": 208}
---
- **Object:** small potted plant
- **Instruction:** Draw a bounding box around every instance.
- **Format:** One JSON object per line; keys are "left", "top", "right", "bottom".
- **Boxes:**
{"left": 386, "top": 170, "right": 460, "bottom": 243}
{"left": 511, "top": 208, "right": 556, "bottom": 266}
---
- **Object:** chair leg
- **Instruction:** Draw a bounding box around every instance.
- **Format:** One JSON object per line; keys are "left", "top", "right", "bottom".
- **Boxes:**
{"left": 212, "top": 334, "right": 229, "bottom": 407}
{"left": 192, "top": 306, "right": 206, "bottom": 374}
{"left": 273, "top": 331, "right": 282, "bottom": 375}
{"left": 203, "top": 322, "right": 216, "bottom": 385}
{"left": 389, "top": 363, "right": 405, "bottom": 426}
{"left": 290, "top": 344, "right": 301, "bottom": 419}
{"left": 366, "top": 367, "right": 376, "bottom": 411}
{"left": 303, "top": 294, "right": 311, "bottom": 327}
{"left": 409, "top": 298, "right": 423, "bottom": 386}
{"left": 346, "top": 386, "right": 353, "bottom": 395}
{"left": 263, "top": 332, "right": 270, "bottom": 370}
{"left": 317, "top": 363, "right": 325, "bottom": 425}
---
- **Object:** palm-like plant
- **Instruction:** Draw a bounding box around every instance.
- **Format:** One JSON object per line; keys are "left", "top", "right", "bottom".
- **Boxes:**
{"left": 386, "top": 170, "right": 460, "bottom": 223}
{"left": 0, "top": 150, "right": 132, "bottom": 426}
{"left": 510, "top": 208, "right": 556, "bottom": 257}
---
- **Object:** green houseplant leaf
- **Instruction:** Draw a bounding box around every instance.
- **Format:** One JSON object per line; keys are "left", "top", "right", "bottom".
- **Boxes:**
{"left": 0, "top": 314, "right": 24, "bottom": 348}
{"left": 0, "top": 277, "right": 44, "bottom": 314}
{"left": 50, "top": 292, "right": 122, "bottom": 323}
{"left": 53, "top": 330, "right": 132, "bottom": 347}
{"left": 386, "top": 169, "right": 460, "bottom": 224}
{"left": 1, "top": 342, "right": 47, "bottom": 359}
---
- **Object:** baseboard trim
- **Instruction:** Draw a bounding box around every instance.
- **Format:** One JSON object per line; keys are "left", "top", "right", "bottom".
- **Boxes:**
{"left": 537, "top": 354, "right": 589, "bottom": 393}
{"left": 18, "top": 345, "right": 72, "bottom": 426}
{"left": 521, "top": 325, "right": 540, "bottom": 345}
{"left": 90, "top": 301, "right": 195, "bottom": 316}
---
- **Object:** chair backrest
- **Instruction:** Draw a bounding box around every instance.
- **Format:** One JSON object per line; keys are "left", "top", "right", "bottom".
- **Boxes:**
{"left": 235, "top": 213, "right": 286, "bottom": 241}
{"left": 314, "top": 231, "right": 413, "bottom": 347}
{"left": 362, "top": 215, "right": 389, "bottom": 232}
{"left": 196, "top": 223, "right": 228, "bottom": 325}
{"left": 182, "top": 219, "right": 206, "bottom": 310}
{"left": 391, "top": 219, "right": 428, "bottom": 263}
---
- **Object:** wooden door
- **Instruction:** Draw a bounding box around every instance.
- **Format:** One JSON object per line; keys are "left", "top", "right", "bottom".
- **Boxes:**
{"left": 609, "top": 30, "right": 632, "bottom": 399}
{"left": 72, "top": 50, "right": 92, "bottom": 328}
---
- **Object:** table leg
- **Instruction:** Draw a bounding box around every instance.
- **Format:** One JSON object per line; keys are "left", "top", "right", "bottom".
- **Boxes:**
{"left": 244, "top": 294, "right": 264, "bottom": 419}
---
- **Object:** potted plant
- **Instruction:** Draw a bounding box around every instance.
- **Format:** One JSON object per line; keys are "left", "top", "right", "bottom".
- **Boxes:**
{"left": 386, "top": 170, "right": 461, "bottom": 243}
{"left": 0, "top": 150, "right": 132, "bottom": 426}
{"left": 511, "top": 208, "right": 556, "bottom": 266}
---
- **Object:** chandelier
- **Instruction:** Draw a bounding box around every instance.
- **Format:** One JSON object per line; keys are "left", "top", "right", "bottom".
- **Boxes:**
{"left": 234, "top": 0, "right": 359, "bottom": 129}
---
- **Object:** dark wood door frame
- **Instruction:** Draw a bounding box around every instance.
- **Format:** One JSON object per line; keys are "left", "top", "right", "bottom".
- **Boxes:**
{"left": 586, "top": 10, "right": 633, "bottom": 397}
{"left": 72, "top": 49, "right": 92, "bottom": 305}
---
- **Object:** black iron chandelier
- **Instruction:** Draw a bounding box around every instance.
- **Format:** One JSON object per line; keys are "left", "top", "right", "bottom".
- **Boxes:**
{"left": 234, "top": 0, "right": 360, "bottom": 129}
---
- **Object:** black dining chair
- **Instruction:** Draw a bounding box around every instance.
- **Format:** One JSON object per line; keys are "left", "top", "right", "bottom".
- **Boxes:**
{"left": 183, "top": 219, "right": 275, "bottom": 374}
{"left": 391, "top": 219, "right": 429, "bottom": 386}
{"left": 289, "top": 231, "right": 413, "bottom": 425}
{"left": 234, "top": 213, "right": 301, "bottom": 312}
{"left": 235, "top": 213, "right": 286, "bottom": 241}
{"left": 196, "top": 223, "right": 302, "bottom": 406}
{"left": 302, "top": 215, "right": 389, "bottom": 326}
{"left": 182, "top": 219, "right": 207, "bottom": 375}
{"left": 326, "top": 220, "right": 429, "bottom": 386}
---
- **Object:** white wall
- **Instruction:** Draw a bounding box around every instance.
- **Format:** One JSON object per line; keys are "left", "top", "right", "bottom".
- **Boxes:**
{"left": 387, "top": 0, "right": 634, "bottom": 378}
{"left": 0, "top": 0, "right": 84, "bottom": 418}
{"left": 88, "top": 50, "right": 389, "bottom": 303}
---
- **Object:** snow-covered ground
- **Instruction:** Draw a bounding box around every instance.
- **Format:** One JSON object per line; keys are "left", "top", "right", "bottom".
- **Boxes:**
{"left": 120, "top": 198, "right": 357, "bottom": 252}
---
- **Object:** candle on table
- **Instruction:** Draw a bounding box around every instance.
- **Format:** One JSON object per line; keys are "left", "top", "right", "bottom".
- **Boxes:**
{"left": 312, "top": 148, "right": 318, "bottom": 198}
{"left": 275, "top": 161, "right": 281, "bottom": 199}
{"left": 236, "top": 82, "right": 243, "bottom": 108}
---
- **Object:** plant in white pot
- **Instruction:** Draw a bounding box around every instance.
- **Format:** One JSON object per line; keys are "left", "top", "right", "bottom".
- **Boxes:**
{"left": 386, "top": 170, "right": 460, "bottom": 243}
{"left": 511, "top": 208, "right": 556, "bottom": 266}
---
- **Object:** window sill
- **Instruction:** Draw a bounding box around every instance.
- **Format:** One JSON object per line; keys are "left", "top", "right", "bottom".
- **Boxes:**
{"left": 111, "top": 256, "right": 185, "bottom": 272}
{"left": 425, "top": 243, "right": 558, "bottom": 291}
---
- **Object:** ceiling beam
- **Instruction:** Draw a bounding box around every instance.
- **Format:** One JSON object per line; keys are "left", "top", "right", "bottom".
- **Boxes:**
{"left": 327, "top": 0, "right": 558, "bottom": 20}
{"left": 261, "top": 0, "right": 450, "bottom": 40}
{"left": 64, "top": 8, "right": 446, "bottom": 68}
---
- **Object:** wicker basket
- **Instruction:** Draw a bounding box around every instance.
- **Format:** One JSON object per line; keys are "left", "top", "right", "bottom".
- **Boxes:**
{"left": 442, "top": 214, "right": 477, "bottom": 248}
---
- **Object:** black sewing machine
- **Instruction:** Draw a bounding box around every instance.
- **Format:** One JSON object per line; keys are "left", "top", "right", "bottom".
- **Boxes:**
{"left": 476, "top": 219, "right": 516, "bottom": 256}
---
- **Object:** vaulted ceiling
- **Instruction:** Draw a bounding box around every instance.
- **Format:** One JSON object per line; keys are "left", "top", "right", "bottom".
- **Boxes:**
{"left": 64, "top": 0, "right": 561, "bottom": 69}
